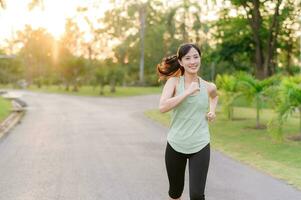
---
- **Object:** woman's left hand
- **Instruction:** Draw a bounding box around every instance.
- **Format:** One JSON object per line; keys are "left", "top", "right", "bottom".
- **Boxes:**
{"left": 206, "top": 111, "right": 216, "bottom": 122}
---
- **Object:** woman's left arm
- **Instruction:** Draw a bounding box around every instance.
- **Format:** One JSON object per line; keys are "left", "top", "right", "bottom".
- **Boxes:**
{"left": 207, "top": 83, "right": 219, "bottom": 122}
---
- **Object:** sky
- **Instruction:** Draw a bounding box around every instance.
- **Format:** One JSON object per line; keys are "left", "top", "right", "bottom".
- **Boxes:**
{"left": 0, "top": 0, "right": 224, "bottom": 42}
{"left": 0, "top": 0, "right": 113, "bottom": 42}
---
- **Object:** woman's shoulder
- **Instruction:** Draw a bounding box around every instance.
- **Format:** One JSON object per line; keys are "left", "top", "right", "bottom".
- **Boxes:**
{"left": 166, "top": 76, "right": 181, "bottom": 85}
{"left": 163, "top": 76, "right": 181, "bottom": 97}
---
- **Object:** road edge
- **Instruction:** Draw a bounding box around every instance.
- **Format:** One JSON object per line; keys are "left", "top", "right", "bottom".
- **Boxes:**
{"left": 0, "top": 96, "right": 26, "bottom": 139}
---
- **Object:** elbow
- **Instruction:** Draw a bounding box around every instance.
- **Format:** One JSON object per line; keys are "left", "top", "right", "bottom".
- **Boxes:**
{"left": 211, "top": 95, "right": 218, "bottom": 101}
{"left": 159, "top": 105, "right": 167, "bottom": 113}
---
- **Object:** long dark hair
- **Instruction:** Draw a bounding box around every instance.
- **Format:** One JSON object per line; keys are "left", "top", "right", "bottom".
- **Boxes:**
{"left": 157, "top": 43, "right": 201, "bottom": 81}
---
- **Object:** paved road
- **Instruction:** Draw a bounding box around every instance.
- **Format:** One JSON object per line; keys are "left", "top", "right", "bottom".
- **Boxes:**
{"left": 0, "top": 91, "right": 300, "bottom": 200}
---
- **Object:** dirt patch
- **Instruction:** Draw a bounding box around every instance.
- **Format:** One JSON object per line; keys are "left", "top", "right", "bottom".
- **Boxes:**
{"left": 287, "top": 134, "right": 301, "bottom": 141}
{"left": 232, "top": 117, "right": 248, "bottom": 121}
{"left": 244, "top": 124, "right": 267, "bottom": 130}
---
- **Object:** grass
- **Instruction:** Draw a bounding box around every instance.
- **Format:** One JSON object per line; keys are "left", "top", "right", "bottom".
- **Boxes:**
{"left": 0, "top": 97, "right": 12, "bottom": 122}
{"left": 29, "top": 85, "right": 162, "bottom": 97}
{"left": 144, "top": 106, "right": 301, "bottom": 190}
{"left": 3, "top": 85, "right": 162, "bottom": 97}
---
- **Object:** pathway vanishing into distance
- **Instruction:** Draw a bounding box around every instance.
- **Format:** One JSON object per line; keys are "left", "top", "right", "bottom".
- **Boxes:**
{"left": 0, "top": 90, "right": 300, "bottom": 200}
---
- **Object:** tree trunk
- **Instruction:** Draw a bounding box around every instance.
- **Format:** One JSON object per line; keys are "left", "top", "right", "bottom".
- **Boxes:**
{"left": 286, "top": 32, "right": 293, "bottom": 75}
{"left": 264, "top": 0, "right": 282, "bottom": 77}
{"left": 248, "top": 0, "right": 265, "bottom": 79}
{"left": 256, "top": 95, "right": 260, "bottom": 128}
{"left": 227, "top": 106, "right": 230, "bottom": 120}
{"left": 65, "top": 83, "right": 69, "bottom": 91}
{"left": 182, "top": 12, "right": 188, "bottom": 42}
{"left": 99, "top": 83, "right": 104, "bottom": 95}
{"left": 139, "top": 3, "right": 146, "bottom": 85}
{"left": 210, "top": 62, "right": 215, "bottom": 82}
{"left": 110, "top": 79, "right": 116, "bottom": 93}
{"left": 299, "top": 107, "right": 301, "bottom": 134}
{"left": 228, "top": 104, "right": 234, "bottom": 120}
{"left": 72, "top": 84, "right": 78, "bottom": 92}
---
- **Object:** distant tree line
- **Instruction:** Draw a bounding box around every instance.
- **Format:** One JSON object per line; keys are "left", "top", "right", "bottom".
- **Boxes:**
{"left": 0, "top": 0, "right": 300, "bottom": 93}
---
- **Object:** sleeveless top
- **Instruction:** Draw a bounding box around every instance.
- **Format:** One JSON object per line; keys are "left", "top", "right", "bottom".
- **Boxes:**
{"left": 167, "top": 76, "right": 210, "bottom": 154}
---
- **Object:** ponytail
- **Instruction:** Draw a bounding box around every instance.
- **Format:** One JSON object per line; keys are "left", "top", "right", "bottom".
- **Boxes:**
{"left": 156, "top": 55, "right": 184, "bottom": 82}
{"left": 157, "top": 43, "right": 201, "bottom": 82}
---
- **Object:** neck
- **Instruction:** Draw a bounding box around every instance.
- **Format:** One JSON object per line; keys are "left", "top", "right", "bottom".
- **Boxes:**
{"left": 184, "top": 72, "right": 198, "bottom": 82}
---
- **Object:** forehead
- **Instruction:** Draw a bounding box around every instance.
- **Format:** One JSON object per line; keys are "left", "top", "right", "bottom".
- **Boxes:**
{"left": 183, "top": 48, "right": 199, "bottom": 57}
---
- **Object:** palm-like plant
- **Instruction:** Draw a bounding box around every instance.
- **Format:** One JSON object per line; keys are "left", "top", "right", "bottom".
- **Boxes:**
{"left": 277, "top": 76, "right": 301, "bottom": 134}
{"left": 216, "top": 74, "right": 241, "bottom": 120}
{"left": 237, "top": 73, "right": 278, "bottom": 128}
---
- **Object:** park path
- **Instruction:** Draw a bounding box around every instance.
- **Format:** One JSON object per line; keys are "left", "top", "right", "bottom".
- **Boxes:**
{"left": 0, "top": 90, "right": 300, "bottom": 200}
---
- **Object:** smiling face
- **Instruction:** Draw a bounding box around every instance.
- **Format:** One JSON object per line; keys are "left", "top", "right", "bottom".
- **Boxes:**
{"left": 178, "top": 47, "right": 201, "bottom": 75}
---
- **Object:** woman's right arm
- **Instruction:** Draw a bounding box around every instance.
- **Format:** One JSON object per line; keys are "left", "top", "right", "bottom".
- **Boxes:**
{"left": 159, "top": 77, "right": 198, "bottom": 113}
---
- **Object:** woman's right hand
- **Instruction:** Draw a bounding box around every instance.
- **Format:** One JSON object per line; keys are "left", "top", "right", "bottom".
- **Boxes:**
{"left": 185, "top": 81, "right": 200, "bottom": 96}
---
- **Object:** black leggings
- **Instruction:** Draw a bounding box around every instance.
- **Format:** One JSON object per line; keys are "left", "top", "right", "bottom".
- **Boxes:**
{"left": 165, "top": 143, "right": 210, "bottom": 200}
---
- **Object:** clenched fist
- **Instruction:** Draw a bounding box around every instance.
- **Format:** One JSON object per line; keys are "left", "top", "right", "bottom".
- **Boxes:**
{"left": 206, "top": 111, "right": 216, "bottom": 122}
{"left": 186, "top": 80, "right": 200, "bottom": 96}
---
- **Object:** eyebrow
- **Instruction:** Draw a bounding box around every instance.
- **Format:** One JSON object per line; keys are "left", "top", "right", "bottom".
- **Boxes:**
{"left": 184, "top": 54, "right": 199, "bottom": 57}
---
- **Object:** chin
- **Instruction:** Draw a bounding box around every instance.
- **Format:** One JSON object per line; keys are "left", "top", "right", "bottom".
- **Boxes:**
{"left": 187, "top": 69, "right": 199, "bottom": 74}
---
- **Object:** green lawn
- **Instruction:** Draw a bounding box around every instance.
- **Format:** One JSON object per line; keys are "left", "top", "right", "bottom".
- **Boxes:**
{"left": 144, "top": 106, "right": 301, "bottom": 190}
{"left": 0, "top": 97, "right": 12, "bottom": 122}
{"left": 27, "top": 85, "right": 162, "bottom": 97}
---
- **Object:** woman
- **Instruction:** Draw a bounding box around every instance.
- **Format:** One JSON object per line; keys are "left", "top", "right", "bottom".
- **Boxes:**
{"left": 157, "top": 43, "right": 218, "bottom": 200}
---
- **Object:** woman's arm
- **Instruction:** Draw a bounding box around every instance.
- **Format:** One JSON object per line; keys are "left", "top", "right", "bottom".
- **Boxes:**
{"left": 207, "top": 83, "right": 218, "bottom": 122}
{"left": 159, "top": 77, "right": 199, "bottom": 113}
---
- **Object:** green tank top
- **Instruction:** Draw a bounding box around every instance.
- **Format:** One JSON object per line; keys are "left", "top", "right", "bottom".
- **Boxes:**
{"left": 167, "top": 76, "right": 210, "bottom": 154}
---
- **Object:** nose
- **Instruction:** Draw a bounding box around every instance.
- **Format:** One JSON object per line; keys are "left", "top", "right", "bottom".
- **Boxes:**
{"left": 190, "top": 58, "right": 197, "bottom": 65}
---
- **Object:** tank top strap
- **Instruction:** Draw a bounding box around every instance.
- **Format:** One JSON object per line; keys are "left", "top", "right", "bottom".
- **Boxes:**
{"left": 177, "top": 76, "right": 205, "bottom": 94}
{"left": 198, "top": 77, "right": 203, "bottom": 89}
{"left": 176, "top": 76, "right": 184, "bottom": 94}
{"left": 198, "top": 77, "right": 209, "bottom": 98}
{"left": 177, "top": 76, "right": 208, "bottom": 95}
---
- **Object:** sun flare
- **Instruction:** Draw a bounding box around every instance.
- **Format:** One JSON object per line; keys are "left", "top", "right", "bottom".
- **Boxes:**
{"left": 0, "top": 0, "right": 113, "bottom": 40}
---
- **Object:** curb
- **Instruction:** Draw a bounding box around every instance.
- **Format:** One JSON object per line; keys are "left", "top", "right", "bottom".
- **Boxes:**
{"left": 0, "top": 93, "right": 26, "bottom": 139}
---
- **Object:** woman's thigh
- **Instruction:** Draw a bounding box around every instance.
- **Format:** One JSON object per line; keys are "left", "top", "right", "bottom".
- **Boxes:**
{"left": 165, "top": 143, "right": 187, "bottom": 199}
{"left": 188, "top": 144, "right": 210, "bottom": 200}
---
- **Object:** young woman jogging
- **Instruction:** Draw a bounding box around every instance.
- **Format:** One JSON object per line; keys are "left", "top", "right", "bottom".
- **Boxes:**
{"left": 157, "top": 43, "right": 218, "bottom": 200}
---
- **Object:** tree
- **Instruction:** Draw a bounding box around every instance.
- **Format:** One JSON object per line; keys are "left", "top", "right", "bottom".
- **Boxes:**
{"left": 230, "top": 0, "right": 300, "bottom": 79}
{"left": 138, "top": 2, "right": 146, "bottom": 85}
{"left": 60, "top": 18, "right": 83, "bottom": 57}
{"left": 0, "top": 50, "right": 23, "bottom": 84}
{"left": 59, "top": 54, "right": 87, "bottom": 92}
{"left": 216, "top": 74, "right": 242, "bottom": 120}
{"left": 277, "top": 0, "right": 301, "bottom": 75}
{"left": 17, "top": 25, "right": 55, "bottom": 87}
{"left": 93, "top": 59, "right": 125, "bottom": 95}
{"left": 100, "top": 1, "right": 136, "bottom": 84}
{"left": 94, "top": 62, "right": 108, "bottom": 95}
{"left": 108, "top": 66, "right": 125, "bottom": 93}
{"left": 101, "top": 0, "right": 167, "bottom": 85}
{"left": 237, "top": 72, "right": 278, "bottom": 128}
{"left": 268, "top": 76, "right": 301, "bottom": 141}
{"left": 213, "top": 16, "right": 254, "bottom": 74}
